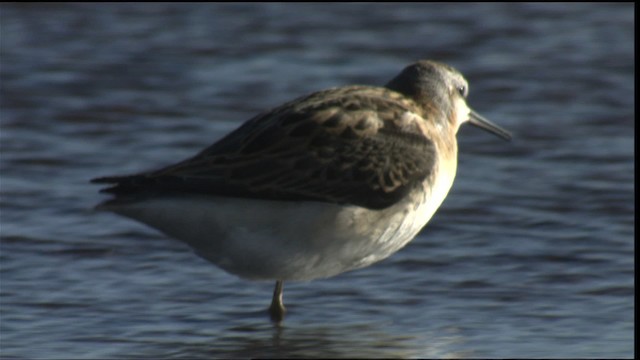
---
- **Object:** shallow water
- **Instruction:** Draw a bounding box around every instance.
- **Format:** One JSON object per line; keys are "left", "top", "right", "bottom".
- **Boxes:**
{"left": 1, "top": 3, "right": 634, "bottom": 358}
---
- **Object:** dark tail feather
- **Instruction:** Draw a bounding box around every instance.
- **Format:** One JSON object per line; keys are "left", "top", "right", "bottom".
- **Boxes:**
{"left": 90, "top": 175, "right": 149, "bottom": 195}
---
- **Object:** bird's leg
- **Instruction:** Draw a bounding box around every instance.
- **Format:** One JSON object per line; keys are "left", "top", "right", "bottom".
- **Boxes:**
{"left": 269, "top": 280, "right": 286, "bottom": 322}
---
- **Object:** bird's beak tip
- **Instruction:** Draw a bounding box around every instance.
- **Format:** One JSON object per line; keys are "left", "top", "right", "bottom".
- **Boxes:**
{"left": 469, "top": 110, "right": 512, "bottom": 141}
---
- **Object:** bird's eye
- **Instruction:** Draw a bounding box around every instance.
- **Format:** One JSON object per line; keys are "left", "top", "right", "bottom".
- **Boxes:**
{"left": 457, "top": 86, "right": 467, "bottom": 97}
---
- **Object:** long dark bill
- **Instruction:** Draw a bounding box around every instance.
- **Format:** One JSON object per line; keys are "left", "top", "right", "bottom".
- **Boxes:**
{"left": 469, "top": 110, "right": 512, "bottom": 141}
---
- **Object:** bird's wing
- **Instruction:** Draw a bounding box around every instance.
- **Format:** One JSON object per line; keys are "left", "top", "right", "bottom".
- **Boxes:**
{"left": 92, "top": 87, "right": 437, "bottom": 210}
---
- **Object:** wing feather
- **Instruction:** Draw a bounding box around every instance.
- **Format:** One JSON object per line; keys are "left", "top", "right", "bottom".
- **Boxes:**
{"left": 92, "top": 87, "right": 437, "bottom": 210}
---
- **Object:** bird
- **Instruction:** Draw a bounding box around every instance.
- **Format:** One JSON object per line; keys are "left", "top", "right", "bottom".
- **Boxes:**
{"left": 91, "top": 59, "right": 511, "bottom": 322}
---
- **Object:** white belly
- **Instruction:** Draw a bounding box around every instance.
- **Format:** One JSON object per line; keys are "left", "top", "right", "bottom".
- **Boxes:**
{"left": 101, "top": 167, "right": 456, "bottom": 281}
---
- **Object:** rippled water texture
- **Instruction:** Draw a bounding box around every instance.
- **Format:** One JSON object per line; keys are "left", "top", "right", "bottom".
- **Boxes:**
{"left": 1, "top": 3, "right": 634, "bottom": 358}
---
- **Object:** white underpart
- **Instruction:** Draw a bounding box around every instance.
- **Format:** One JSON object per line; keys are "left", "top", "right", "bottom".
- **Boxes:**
{"left": 102, "top": 155, "right": 457, "bottom": 282}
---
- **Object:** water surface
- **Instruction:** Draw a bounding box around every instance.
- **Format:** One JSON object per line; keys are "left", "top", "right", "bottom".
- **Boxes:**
{"left": 1, "top": 3, "right": 634, "bottom": 358}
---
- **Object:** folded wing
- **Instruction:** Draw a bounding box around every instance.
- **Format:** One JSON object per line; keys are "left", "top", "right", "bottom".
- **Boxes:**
{"left": 92, "top": 87, "right": 437, "bottom": 210}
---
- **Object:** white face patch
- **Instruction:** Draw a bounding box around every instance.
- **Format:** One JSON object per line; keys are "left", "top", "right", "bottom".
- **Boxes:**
{"left": 453, "top": 97, "right": 471, "bottom": 131}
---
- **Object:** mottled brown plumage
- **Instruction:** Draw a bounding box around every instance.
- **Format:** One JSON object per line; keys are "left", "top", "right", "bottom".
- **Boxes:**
{"left": 94, "top": 85, "right": 440, "bottom": 210}
{"left": 92, "top": 60, "right": 511, "bottom": 322}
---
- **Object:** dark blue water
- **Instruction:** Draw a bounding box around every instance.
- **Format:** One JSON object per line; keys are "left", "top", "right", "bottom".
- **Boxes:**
{"left": 1, "top": 3, "right": 633, "bottom": 358}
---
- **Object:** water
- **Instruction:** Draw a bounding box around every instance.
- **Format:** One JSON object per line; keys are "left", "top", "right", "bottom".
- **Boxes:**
{"left": 0, "top": 3, "right": 633, "bottom": 358}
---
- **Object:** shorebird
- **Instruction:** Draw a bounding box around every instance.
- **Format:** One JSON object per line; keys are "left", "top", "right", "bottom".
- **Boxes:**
{"left": 92, "top": 60, "right": 511, "bottom": 322}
